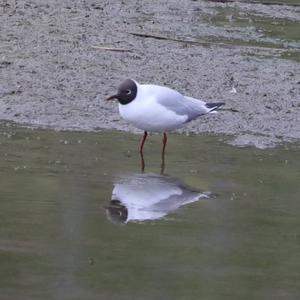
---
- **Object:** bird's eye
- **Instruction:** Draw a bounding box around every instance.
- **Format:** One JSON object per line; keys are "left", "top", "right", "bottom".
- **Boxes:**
{"left": 125, "top": 89, "right": 131, "bottom": 95}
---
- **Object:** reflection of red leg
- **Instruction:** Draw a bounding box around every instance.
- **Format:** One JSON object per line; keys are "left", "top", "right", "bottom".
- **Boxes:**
{"left": 139, "top": 131, "right": 148, "bottom": 154}
{"left": 161, "top": 132, "right": 167, "bottom": 174}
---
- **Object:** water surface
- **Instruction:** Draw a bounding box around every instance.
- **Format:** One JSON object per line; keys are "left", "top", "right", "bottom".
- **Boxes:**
{"left": 0, "top": 123, "right": 299, "bottom": 299}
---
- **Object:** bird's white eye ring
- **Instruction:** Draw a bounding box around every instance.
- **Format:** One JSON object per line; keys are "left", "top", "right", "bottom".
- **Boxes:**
{"left": 125, "top": 89, "right": 131, "bottom": 95}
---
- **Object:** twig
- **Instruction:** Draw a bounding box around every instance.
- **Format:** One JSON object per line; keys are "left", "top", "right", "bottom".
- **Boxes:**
{"left": 129, "top": 32, "right": 207, "bottom": 45}
{"left": 130, "top": 32, "right": 177, "bottom": 42}
{"left": 91, "top": 45, "right": 132, "bottom": 52}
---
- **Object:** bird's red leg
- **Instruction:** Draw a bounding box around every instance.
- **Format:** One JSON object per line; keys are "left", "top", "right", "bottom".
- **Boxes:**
{"left": 161, "top": 132, "right": 167, "bottom": 174}
{"left": 139, "top": 131, "right": 148, "bottom": 172}
{"left": 139, "top": 131, "right": 148, "bottom": 154}
{"left": 162, "top": 132, "right": 167, "bottom": 157}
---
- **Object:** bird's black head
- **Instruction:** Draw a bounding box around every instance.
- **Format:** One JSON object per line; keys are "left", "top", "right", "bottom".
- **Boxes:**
{"left": 106, "top": 79, "right": 137, "bottom": 105}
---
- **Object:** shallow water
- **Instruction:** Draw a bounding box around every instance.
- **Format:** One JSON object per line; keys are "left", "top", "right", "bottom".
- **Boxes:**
{"left": 201, "top": 0, "right": 300, "bottom": 61}
{"left": 0, "top": 123, "right": 299, "bottom": 300}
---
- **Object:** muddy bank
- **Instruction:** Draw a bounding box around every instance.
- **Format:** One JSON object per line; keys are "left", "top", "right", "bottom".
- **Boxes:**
{"left": 0, "top": 0, "right": 300, "bottom": 148}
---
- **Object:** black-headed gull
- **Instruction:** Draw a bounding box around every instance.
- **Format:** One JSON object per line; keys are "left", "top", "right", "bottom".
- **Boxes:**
{"left": 106, "top": 173, "right": 210, "bottom": 224}
{"left": 107, "top": 79, "right": 224, "bottom": 164}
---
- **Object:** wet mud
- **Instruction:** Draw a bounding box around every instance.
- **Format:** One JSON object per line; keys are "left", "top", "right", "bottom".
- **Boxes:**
{"left": 0, "top": 0, "right": 299, "bottom": 148}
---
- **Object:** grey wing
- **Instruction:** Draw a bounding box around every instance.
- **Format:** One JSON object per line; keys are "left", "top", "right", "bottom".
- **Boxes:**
{"left": 156, "top": 90, "right": 211, "bottom": 121}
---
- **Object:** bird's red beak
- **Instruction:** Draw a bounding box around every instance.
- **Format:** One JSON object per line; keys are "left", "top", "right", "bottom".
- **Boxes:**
{"left": 106, "top": 94, "right": 118, "bottom": 101}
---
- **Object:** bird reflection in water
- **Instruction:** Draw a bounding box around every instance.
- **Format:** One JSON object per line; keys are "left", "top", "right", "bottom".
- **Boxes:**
{"left": 106, "top": 173, "right": 211, "bottom": 224}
